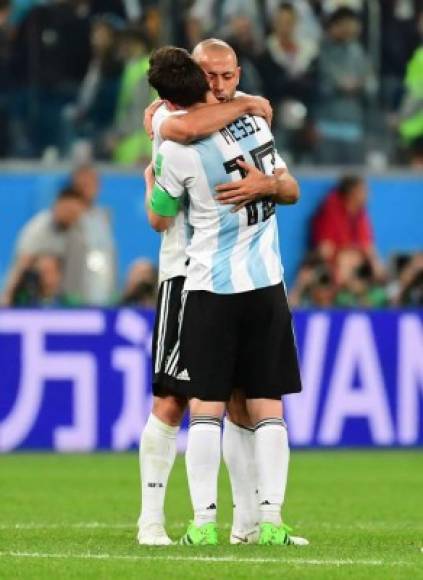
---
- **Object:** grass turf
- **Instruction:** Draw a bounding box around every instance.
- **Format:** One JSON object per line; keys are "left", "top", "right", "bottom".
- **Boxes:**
{"left": 0, "top": 451, "right": 422, "bottom": 579}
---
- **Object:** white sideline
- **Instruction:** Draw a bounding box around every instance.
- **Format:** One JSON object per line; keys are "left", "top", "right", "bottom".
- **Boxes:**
{"left": 1, "top": 521, "right": 423, "bottom": 531}
{"left": 0, "top": 551, "right": 413, "bottom": 567}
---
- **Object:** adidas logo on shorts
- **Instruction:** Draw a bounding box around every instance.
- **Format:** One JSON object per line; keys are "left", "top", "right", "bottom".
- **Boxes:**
{"left": 176, "top": 368, "right": 191, "bottom": 381}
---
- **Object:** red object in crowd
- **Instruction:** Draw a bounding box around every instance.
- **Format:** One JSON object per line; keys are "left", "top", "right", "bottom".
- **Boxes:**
{"left": 312, "top": 191, "right": 373, "bottom": 251}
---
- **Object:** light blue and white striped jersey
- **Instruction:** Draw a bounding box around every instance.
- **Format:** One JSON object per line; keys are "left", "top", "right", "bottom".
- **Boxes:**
{"left": 156, "top": 113, "right": 286, "bottom": 294}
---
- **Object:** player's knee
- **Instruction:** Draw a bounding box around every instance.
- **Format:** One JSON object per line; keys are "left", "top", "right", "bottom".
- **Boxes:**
{"left": 152, "top": 395, "right": 187, "bottom": 426}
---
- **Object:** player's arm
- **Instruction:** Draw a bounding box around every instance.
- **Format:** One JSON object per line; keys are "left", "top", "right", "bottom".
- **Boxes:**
{"left": 159, "top": 95, "right": 273, "bottom": 144}
{"left": 215, "top": 159, "right": 299, "bottom": 211}
{"left": 144, "top": 162, "right": 170, "bottom": 231}
{"left": 148, "top": 181, "right": 178, "bottom": 232}
{"left": 146, "top": 143, "right": 193, "bottom": 232}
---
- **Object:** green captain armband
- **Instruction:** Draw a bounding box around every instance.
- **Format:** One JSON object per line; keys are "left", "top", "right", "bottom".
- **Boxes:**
{"left": 150, "top": 183, "right": 180, "bottom": 217}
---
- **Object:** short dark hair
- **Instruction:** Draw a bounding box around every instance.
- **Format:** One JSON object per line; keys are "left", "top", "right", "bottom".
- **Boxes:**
{"left": 55, "top": 186, "right": 85, "bottom": 204}
{"left": 148, "top": 46, "right": 209, "bottom": 108}
{"left": 337, "top": 175, "right": 363, "bottom": 196}
{"left": 327, "top": 7, "right": 360, "bottom": 27}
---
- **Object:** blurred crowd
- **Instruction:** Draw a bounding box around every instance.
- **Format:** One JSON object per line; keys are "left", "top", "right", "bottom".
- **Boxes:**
{"left": 0, "top": 0, "right": 422, "bottom": 167}
{"left": 289, "top": 174, "right": 423, "bottom": 307}
{"left": 1, "top": 164, "right": 158, "bottom": 308}
{"left": 1, "top": 165, "right": 421, "bottom": 309}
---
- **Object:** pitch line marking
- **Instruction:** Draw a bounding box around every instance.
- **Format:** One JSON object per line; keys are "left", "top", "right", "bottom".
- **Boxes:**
{"left": 0, "top": 551, "right": 413, "bottom": 567}
{"left": 2, "top": 521, "right": 423, "bottom": 531}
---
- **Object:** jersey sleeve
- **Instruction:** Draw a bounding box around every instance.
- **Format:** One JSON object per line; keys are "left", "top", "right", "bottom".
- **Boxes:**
{"left": 150, "top": 141, "right": 197, "bottom": 217}
{"left": 152, "top": 105, "right": 187, "bottom": 140}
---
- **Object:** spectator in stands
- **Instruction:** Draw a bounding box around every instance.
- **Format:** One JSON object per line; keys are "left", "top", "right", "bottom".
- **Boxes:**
{"left": 64, "top": 164, "right": 117, "bottom": 305}
{"left": 311, "top": 175, "right": 384, "bottom": 279}
{"left": 141, "top": 6, "right": 162, "bottom": 49}
{"left": 398, "top": 9, "right": 423, "bottom": 163}
{"left": 258, "top": 2, "right": 318, "bottom": 160}
{"left": 289, "top": 252, "right": 336, "bottom": 307}
{"left": 389, "top": 252, "right": 423, "bottom": 306}
{"left": 380, "top": 0, "right": 421, "bottom": 112}
{"left": 104, "top": 25, "right": 156, "bottom": 165}
{"left": 120, "top": 258, "right": 158, "bottom": 307}
{"left": 10, "top": 254, "right": 79, "bottom": 307}
{"left": 2, "top": 187, "right": 86, "bottom": 305}
{"left": 185, "top": 0, "right": 267, "bottom": 51}
{"left": 259, "top": 3, "right": 318, "bottom": 105}
{"left": 223, "top": 15, "right": 263, "bottom": 95}
{"left": 333, "top": 248, "right": 388, "bottom": 307}
{"left": 12, "top": 0, "right": 91, "bottom": 156}
{"left": 61, "top": 14, "right": 123, "bottom": 158}
{"left": 0, "top": 0, "right": 12, "bottom": 157}
{"left": 315, "top": 7, "right": 376, "bottom": 164}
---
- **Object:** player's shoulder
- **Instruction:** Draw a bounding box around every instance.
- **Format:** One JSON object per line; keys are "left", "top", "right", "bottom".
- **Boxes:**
{"left": 23, "top": 209, "right": 51, "bottom": 232}
{"left": 157, "top": 140, "right": 199, "bottom": 173}
{"left": 158, "top": 139, "right": 189, "bottom": 156}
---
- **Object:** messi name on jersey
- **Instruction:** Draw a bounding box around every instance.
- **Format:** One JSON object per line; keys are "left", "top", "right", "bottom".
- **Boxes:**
{"left": 220, "top": 115, "right": 261, "bottom": 145}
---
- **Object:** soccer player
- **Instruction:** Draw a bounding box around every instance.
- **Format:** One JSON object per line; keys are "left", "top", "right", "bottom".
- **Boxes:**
{"left": 147, "top": 46, "right": 308, "bottom": 547}
{"left": 138, "top": 43, "right": 274, "bottom": 546}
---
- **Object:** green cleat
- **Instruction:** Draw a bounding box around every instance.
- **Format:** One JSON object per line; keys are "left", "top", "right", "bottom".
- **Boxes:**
{"left": 180, "top": 522, "right": 218, "bottom": 546}
{"left": 258, "top": 522, "right": 309, "bottom": 546}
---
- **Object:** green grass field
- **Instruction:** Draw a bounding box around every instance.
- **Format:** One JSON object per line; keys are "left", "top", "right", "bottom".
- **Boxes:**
{"left": 0, "top": 451, "right": 422, "bottom": 579}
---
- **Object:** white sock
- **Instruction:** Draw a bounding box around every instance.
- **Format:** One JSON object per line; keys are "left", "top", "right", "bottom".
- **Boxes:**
{"left": 254, "top": 418, "right": 290, "bottom": 526}
{"left": 138, "top": 413, "right": 179, "bottom": 528}
{"left": 222, "top": 418, "right": 258, "bottom": 533}
{"left": 185, "top": 416, "right": 221, "bottom": 526}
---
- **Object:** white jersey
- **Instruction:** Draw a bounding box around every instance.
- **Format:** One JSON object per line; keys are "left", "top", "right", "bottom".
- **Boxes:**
{"left": 155, "top": 114, "right": 286, "bottom": 294}
{"left": 152, "top": 104, "right": 189, "bottom": 284}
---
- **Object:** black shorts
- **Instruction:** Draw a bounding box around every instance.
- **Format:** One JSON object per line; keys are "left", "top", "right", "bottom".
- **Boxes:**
{"left": 170, "top": 283, "right": 302, "bottom": 402}
{"left": 152, "top": 276, "right": 186, "bottom": 397}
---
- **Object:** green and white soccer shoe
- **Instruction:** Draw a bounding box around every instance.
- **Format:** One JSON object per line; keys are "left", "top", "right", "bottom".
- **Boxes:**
{"left": 137, "top": 523, "right": 173, "bottom": 546}
{"left": 258, "top": 523, "right": 309, "bottom": 546}
{"left": 180, "top": 522, "right": 218, "bottom": 546}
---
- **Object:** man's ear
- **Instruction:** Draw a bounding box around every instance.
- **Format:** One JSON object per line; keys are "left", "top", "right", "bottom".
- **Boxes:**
{"left": 236, "top": 66, "right": 241, "bottom": 87}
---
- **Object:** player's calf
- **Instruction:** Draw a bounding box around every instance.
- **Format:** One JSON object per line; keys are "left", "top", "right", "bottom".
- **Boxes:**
{"left": 181, "top": 401, "right": 225, "bottom": 545}
{"left": 138, "top": 395, "right": 187, "bottom": 544}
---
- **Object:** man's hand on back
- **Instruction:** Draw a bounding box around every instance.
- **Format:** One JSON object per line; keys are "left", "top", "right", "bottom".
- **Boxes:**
{"left": 215, "top": 159, "right": 277, "bottom": 211}
{"left": 216, "top": 159, "right": 299, "bottom": 211}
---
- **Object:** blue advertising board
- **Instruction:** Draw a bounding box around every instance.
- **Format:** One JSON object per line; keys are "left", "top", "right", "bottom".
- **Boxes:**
{"left": 0, "top": 309, "right": 422, "bottom": 451}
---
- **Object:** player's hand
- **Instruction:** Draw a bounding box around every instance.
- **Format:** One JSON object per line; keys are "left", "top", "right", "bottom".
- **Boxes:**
{"left": 215, "top": 159, "right": 275, "bottom": 211}
{"left": 247, "top": 96, "right": 273, "bottom": 126}
{"left": 144, "top": 99, "right": 165, "bottom": 139}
